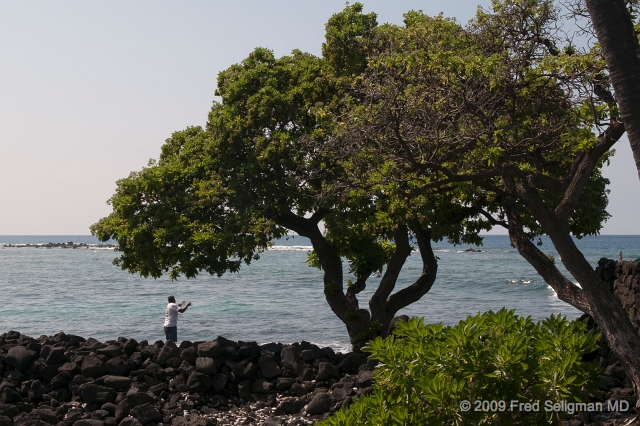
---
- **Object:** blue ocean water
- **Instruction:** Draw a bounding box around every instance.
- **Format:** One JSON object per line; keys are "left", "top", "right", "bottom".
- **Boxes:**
{"left": 1, "top": 234, "right": 638, "bottom": 352}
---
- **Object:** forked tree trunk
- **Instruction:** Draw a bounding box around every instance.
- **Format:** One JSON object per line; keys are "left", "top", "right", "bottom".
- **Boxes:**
{"left": 276, "top": 212, "right": 439, "bottom": 350}
{"left": 369, "top": 224, "right": 438, "bottom": 338}
{"left": 585, "top": 0, "right": 640, "bottom": 179}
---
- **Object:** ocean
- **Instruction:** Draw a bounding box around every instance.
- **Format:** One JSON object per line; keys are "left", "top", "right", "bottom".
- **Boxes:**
{"left": 1, "top": 234, "right": 638, "bottom": 353}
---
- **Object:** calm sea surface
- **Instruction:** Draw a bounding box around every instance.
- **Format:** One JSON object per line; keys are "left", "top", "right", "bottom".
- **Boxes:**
{"left": 1, "top": 235, "right": 638, "bottom": 352}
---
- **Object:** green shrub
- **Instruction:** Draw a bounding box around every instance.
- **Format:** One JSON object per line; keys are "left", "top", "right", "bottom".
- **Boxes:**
{"left": 321, "top": 309, "right": 599, "bottom": 425}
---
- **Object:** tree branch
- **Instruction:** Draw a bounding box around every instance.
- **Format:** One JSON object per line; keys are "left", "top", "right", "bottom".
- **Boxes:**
{"left": 502, "top": 177, "right": 591, "bottom": 313}
{"left": 555, "top": 121, "right": 624, "bottom": 221}
{"left": 386, "top": 222, "right": 438, "bottom": 317}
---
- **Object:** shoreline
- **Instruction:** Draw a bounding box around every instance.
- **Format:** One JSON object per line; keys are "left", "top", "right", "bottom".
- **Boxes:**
{"left": 0, "top": 331, "right": 374, "bottom": 426}
{"left": 0, "top": 330, "right": 637, "bottom": 425}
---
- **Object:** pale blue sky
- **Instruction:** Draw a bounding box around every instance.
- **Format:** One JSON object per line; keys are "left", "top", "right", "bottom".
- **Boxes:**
{"left": 0, "top": 1, "right": 638, "bottom": 234}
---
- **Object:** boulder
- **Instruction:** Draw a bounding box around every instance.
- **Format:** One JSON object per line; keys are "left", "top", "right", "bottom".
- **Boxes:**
{"left": 165, "top": 356, "right": 181, "bottom": 368}
{"left": 171, "top": 415, "right": 215, "bottom": 426}
{"left": 232, "top": 361, "right": 259, "bottom": 379}
{"left": 260, "top": 343, "right": 282, "bottom": 355}
{"left": 291, "top": 383, "right": 308, "bottom": 396}
{"left": 123, "top": 338, "right": 139, "bottom": 355}
{"left": 180, "top": 346, "right": 198, "bottom": 365}
{"left": 258, "top": 355, "right": 281, "bottom": 379}
{"left": 45, "top": 347, "right": 68, "bottom": 365}
{"left": 72, "top": 420, "right": 105, "bottom": 426}
{"left": 102, "top": 375, "right": 132, "bottom": 391}
{"left": 81, "top": 354, "right": 105, "bottom": 378}
{"left": 105, "top": 357, "right": 129, "bottom": 376}
{"left": 186, "top": 372, "right": 212, "bottom": 393}
{"left": 178, "top": 360, "right": 195, "bottom": 376}
{"left": 195, "top": 357, "right": 216, "bottom": 375}
{"left": 118, "top": 418, "right": 142, "bottom": 426}
{"left": 148, "top": 382, "right": 167, "bottom": 395}
{"left": 14, "top": 412, "right": 47, "bottom": 426}
{"left": 58, "top": 360, "right": 81, "bottom": 376}
{"left": 49, "top": 387, "right": 71, "bottom": 402}
{"left": 321, "top": 347, "right": 337, "bottom": 361}
{"left": 0, "top": 388, "right": 20, "bottom": 404}
{"left": 237, "top": 379, "right": 252, "bottom": 399}
{"left": 0, "top": 403, "right": 20, "bottom": 418}
{"left": 79, "top": 383, "right": 116, "bottom": 404}
{"left": 101, "top": 402, "right": 116, "bottom": 417}
{"left": 252, "top": 378, "right": 273, "bottom": 394}
{"left": 27, "top": 379, "right": 44, "bottom": 402}
{"left": 275, "top": 398, "right": 306, "bottom": 415}
{"left": 130, "top": 402, "right": 162, "bottom": 424}
{"left": 115, "top": 392, "right": 156, "bottom": 421}
{"left": 299, "top": 366, "right": 315, "bottom": 381}
{"left": 238, "top": 342, "right": 260, "bottom": 359}
{"left": 331, "top": 387, "right": 349, "bottom": 403}
{"left": 301, "top": 347, "right": 324, "bottom": 363}
{"left": 5, "top": 346, "right": 37, "bottom": 371}
{"left": 197, "top": 341, "right": 220, "bottom": 358}
{"left": 90, "top": 409, "right": 109, "bottom": 420}
{"left": 280, "top": 346, "right": 300, "bottom": 372}
{"left": 354, "top": 369, "right": 374, "bottom": 388}
{"left": 306, "top": 392, "right": 332, "bottom": 415}
{"left": 275, "top": 377, "right": 295, "bottom": 390}
{"left": 97, "top": 345, "right": 123, "bottom": 358}
{"left": 154, "top": 342, "right": 180, "bottom": 366}
{"left": 64, "top": 408, "right": 84, "bottom": 424}
{"left": 316, "top": 362, "right": 340, "bottom": 381}
{"left": 50, "top": 371, "right": 72, "bottom": 389}
{"left": 338, "top": 352, "right": 366, "bottom": 374}
{"left": 34, "top": 408, "right": 58, "bottom": 424}
{"left": 36, "top": 361, "right": 60, "bottom": 382}
{"left": 211, "top": 373, "right": 228, "bottom": 392}
{"left": 144, "top": 362, "right": 164, "bottom": 379}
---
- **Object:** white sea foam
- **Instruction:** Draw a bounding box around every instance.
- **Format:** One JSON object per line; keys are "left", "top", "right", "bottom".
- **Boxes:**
{"left": 507, "top": 278, "right": 537, "bottom": 284}
{"left": 268, "top": 245, "right": 313, "bottom": 251}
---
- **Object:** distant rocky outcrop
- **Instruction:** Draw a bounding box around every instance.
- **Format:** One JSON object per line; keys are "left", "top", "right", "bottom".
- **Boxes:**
{"left": 2, "top": 242, "right": 117, "bottom": 249}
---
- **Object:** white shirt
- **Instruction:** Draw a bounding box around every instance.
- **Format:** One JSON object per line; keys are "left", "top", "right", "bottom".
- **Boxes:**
{"left": 164, "top": 303, "right": 179, "bottom": 327}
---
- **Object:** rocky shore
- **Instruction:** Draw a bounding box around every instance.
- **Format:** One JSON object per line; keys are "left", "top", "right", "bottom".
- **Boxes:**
{"left": 0, "top": 328, "right": 637, "bottom": 426}
{"left": 0, "top": 331, "right": 374, "bottom": 426}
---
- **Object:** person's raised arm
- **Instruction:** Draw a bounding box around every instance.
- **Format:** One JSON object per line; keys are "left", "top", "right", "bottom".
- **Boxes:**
{"left": 178, "top": 302, "right": 191, "bottom": 313}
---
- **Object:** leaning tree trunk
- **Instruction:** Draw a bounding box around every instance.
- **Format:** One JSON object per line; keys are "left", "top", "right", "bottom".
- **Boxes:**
{"left": 585, "top": 0, "right": 640, "bottom": 179}
{"left": 274, "top": 211, "right": 372, "bottom": 349}
{"left": 502, "top": 193, "right": 591, "bottom": 314}
{"left": 515, "top": 181, "right": 640, "bottom": 402}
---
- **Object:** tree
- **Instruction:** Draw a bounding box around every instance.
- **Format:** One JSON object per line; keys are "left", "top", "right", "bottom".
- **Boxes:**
{"left": 327, "top": 0, "right": 640, "bottom": 397}
{"left": 583, "top": 0, "right": 640, "bottom": 179}
{"left": 91, "top": 27, "right": 490, "bottom": 350}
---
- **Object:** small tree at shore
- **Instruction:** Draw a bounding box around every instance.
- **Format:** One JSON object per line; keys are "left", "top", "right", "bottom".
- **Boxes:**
{"left": 91, "top": 26, "right": 491, "bottom": 349}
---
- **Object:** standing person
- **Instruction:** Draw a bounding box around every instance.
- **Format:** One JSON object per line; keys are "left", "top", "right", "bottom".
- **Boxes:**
{"left": 164, "top": 296, "right": 191, "bottom": 343}
{"left": 619, "top": 251, "right": 623, "bottom": 261}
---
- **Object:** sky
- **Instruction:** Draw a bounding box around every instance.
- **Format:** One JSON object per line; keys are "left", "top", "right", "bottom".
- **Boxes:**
{"left": 1, "top": 1, "right": 638, "bottom": 235}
